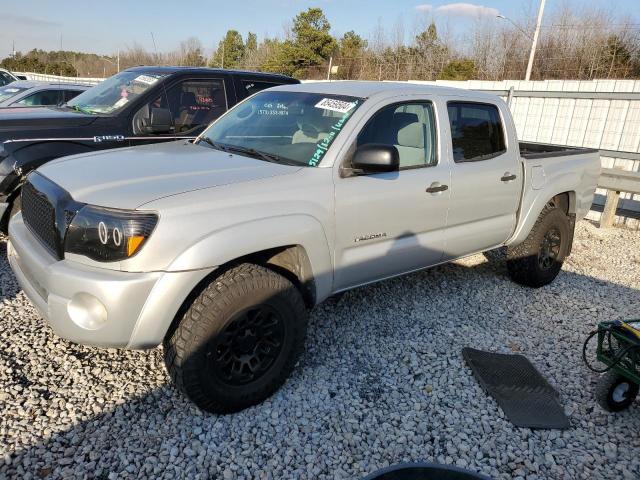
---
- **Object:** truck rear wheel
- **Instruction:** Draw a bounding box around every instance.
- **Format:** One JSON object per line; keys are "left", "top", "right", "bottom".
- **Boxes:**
{"left": 163, "top": 263, "right": 308, "bottom": 414}
{"left": 506, "top": 205, "right": 571, "bottom": 288}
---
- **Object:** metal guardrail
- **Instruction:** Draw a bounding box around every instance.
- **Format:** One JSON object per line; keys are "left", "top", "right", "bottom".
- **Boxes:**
{"left": 599, "top": 168, "right": 640, "bottom": 193}
{"left": 479, "top": 89, "right": 640, "bottom": 101}
{"left": 597, "top": 168, "right": 640, "bottom": 228}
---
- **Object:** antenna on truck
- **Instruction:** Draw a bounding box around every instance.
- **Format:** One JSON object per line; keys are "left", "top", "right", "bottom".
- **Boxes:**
{"left": 150, "top": 32, "right": 159, "bottom": 63}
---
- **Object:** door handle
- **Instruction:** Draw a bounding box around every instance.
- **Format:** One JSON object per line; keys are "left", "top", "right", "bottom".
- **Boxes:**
{"left": 501, "top": 172, "right": 517, "bottom": 182}
{"left": 426, "top": 182, "right": 449, "bottom": 193}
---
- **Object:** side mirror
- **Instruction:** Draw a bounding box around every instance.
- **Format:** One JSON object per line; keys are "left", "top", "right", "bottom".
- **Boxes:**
{"left": 351, "top": 144, "right": 400, "bottom": 173}
{"left": 144, "top": 107, "right": 173, "bottom": 134}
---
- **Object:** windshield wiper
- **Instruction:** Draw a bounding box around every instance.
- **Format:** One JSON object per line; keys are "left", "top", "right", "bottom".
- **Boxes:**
{"left": 196, "top": 137, "right": 230, "bottom": 152}
{"left": 196, "top": 139, "right": 298, "bottom": 166}
{"left": 219, "top": 144, "right": 291, "bottom": 164}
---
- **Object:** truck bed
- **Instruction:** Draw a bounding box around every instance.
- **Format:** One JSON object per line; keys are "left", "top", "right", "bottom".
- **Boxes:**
{"left": 519, "top": 141, "right": 599, "bottom": 160}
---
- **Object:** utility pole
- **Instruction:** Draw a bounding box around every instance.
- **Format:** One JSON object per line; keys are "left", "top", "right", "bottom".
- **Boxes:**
{"left": 525, "top": 0, "right": 546, "bottom": 81}
{"left": 326, "top": 56, "right": 333, "bottom": 81}
{"left": 117, "top": 49, "right": 120, "bottom": 72}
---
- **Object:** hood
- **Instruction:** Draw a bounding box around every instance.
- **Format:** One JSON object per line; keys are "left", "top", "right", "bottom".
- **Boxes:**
{"left": 0, "top": 106, "right": 97, "bottom": 133}
{"left": 38, "top": 141, "right": 302, "bottom": 209}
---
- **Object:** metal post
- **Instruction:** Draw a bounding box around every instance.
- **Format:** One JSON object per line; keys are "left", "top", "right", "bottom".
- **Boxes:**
{"left": 601, "top": 190, "right": 620, "bottom": 228}
{"left": 327, "top": 56, "right": 333, "bottom": 81}
{"left": 507, "top": 86, "right": 515, "bottom": 108}
{"left": 525, "top": 0, "right": 546, "bottom": 81}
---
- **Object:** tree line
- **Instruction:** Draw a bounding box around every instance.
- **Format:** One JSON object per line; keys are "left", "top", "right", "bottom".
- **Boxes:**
{"left": 2, "top": 6, "right": 639, "bottom": 81}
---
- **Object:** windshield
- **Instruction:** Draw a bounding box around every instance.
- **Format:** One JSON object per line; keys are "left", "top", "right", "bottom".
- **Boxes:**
{"left": 66, "top": 71, "right": 168, "bottom": 115}
{"left": 199, "top": 91, "right": 363, "bottom": 167}
{"left": 0, "top": 85, "right": 28, "bottom": 102}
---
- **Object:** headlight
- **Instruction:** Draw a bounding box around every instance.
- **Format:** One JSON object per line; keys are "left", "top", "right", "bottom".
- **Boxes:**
{"left": 64, "top": 205, "right": 157, "bottom": 262}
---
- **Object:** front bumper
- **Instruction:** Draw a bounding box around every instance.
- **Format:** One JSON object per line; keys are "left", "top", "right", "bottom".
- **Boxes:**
{"left": 8, "top": 213, "right": 214, "bottom": 349}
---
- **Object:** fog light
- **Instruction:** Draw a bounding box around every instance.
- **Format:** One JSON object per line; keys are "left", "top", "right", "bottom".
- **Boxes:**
{"left": 67, "top": 292, "right": 107, "bottom": 330}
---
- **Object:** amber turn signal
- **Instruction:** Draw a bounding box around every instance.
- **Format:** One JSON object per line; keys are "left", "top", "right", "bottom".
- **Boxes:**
{"left": 127, "top": 236, "right": 146, "bottom": 257}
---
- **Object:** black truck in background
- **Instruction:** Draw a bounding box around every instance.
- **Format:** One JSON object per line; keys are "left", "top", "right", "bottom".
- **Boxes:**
{"left": 0, "top": 66, "right": 299, "bottom": 231}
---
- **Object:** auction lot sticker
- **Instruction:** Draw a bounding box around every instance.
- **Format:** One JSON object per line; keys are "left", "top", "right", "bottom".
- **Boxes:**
{"left": 134, "top": 75, "right": 160, "bottom": 85}
{"left": 315, "top": 98, "right": 357, "bottom": 113}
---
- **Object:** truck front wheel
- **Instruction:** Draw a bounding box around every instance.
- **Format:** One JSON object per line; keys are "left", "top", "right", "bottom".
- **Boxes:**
{"left": 163, "top": 263, "right": 308, "bottom": 414}
{"left": 506, "top": 205, "right": 572, "bottom": 288}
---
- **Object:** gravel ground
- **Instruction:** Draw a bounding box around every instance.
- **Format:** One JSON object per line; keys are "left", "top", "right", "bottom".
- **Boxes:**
{"left": 1, "top": 221, "right": 640, "bottom": 480}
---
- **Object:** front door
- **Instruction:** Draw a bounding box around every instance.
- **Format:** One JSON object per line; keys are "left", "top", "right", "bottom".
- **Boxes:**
{"left": 130, "top": 77, "right": 230, "bottom": 142}
{"left": 333, "top": 100, "right": 451, "bottom": 291}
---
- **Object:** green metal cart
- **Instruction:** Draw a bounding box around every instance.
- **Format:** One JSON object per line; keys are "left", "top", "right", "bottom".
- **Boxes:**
{"left": 583, "top": 320, "right": 640, "bottom": 412}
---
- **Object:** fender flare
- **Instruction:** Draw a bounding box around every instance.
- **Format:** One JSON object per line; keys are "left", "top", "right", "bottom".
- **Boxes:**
{"left": 167, "top": 214, "right": 334, "bottom": 303}
{"left": 507, "top": 170, "right": 578, "bottom": 246}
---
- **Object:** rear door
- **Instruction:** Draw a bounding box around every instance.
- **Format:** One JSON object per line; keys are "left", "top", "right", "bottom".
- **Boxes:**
{"left": 443, "top": 99, "right": 522, "bottom": 259}
{"left": 333, "top": 97, "right": 451, "bottom": 290}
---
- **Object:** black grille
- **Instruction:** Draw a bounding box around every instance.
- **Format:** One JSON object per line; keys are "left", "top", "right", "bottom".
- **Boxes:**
{"left": 22, "top": 181, "right": 59, "bottom": 257}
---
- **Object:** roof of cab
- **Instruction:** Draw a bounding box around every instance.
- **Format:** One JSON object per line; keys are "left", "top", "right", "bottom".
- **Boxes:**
{"left": 125, "top": 66, "right": 299, "bottom": 82}
{"left": 1, "top": 80, "right": 46, "bottom": 89}
{"left": 268, "top": 80, "right": 501, "bottom": 102}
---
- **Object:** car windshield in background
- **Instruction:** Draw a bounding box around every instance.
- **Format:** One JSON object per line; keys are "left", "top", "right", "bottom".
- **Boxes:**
{"left": 0, "top": 85, "right": 28, "bottom": 102}
{"left": 66, "top": 71, "right": 168, "bottom": 115}
{"left": 199, "top": 91, "right": 363, "bottom": 167}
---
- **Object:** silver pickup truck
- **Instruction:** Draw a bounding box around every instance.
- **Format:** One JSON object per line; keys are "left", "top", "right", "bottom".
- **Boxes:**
{"left": 7, "top": 82, "right": 600, "bottom": 413}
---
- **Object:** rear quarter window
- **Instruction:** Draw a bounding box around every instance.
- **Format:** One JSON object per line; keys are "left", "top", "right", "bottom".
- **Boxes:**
{"left": 447, "top": 102, "right": 506, "bottom": 162}
{"left": 241, "top": 80, "right": 280, "bottom": 97}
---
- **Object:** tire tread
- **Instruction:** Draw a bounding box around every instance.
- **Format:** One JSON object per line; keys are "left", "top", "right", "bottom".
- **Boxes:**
{"left": 507, "top": 205, "right": 570, "bottom": 288}
{"left": 163, "top": 263, "right": 307, "bottom": 413}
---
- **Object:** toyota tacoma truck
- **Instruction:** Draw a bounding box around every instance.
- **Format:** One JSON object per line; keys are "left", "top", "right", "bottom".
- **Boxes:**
{"left": 0, "top": 66, "right": 299, "bottom": 231}
{"left": 7, "top": 82, "right": 600, "bottom": 413}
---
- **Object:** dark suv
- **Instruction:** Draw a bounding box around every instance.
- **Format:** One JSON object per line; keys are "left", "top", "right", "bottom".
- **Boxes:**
{"left": 0, "top": 66, "right": 299, "bottom": 230}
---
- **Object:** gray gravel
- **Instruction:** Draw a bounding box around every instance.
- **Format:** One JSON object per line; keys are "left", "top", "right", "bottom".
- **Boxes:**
{"left": 1, "top": 220, "right": 640, "bottom": 479}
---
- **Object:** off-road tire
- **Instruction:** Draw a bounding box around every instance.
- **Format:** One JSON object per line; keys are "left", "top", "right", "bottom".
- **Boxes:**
{"left": 596, "top": 371, "right": 639, "bottom": 412}
{"left": 164, "top": 263, "right": 307, "bottom": 414}
{"left": 506, "top": 205, "right": 572, "bottom": 288}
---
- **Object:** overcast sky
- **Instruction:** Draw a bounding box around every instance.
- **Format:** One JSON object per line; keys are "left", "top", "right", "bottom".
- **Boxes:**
{"left": 1, "top": 0, "right": 638, "bottom": 58}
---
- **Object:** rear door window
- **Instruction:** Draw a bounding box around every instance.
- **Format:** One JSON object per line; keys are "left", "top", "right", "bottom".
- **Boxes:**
{"left": 447, "top": 102, "right": 506, "bottom": 162}
{"left": 16, "top": 89, "right": 62, "bottom": 106}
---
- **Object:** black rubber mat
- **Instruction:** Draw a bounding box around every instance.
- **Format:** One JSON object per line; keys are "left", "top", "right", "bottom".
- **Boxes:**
{"left": 462, "top": 348, "right": 570, "bottom": 429}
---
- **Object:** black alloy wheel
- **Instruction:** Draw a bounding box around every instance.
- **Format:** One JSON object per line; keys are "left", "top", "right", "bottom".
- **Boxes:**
{"left": 209, "top": 305, "right": 286, "bottom": 386}
{"left": 538, "top": 227, "right": 562, "bottom": 270}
